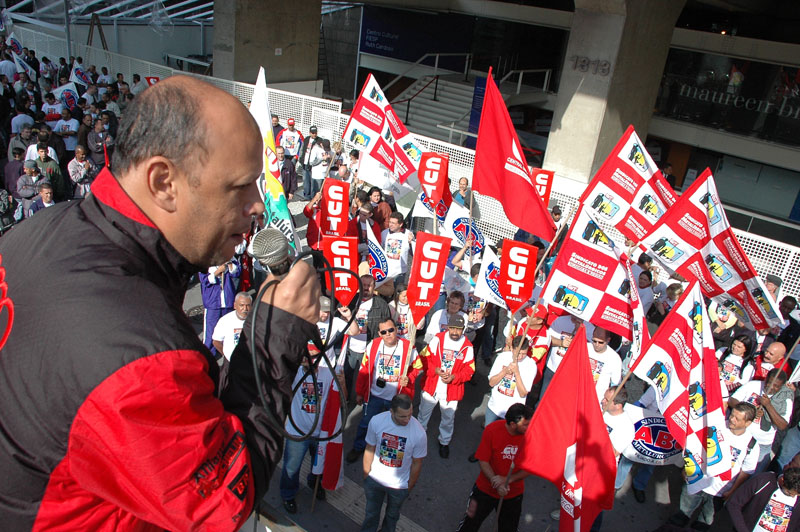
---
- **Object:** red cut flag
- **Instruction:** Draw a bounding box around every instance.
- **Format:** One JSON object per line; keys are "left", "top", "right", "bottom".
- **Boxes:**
{"left": 498, "top": 239, "right": 538, "bottom": 315}
{"left": 406, "top": 233, "right": 451, "bottom": 325}
{"left": 473, "top": 69, "right": 556, "bottom": 242}
{"left": 313, "top": 375, "right": 344, "bottom": 491}
{"left": 322, "top": 236, "right": 360, "bottom": 307}
{"left": 320, "top": 180, "right": 350, "bottom": 237}
{"left": 518, "top": 326, "right": 617, "bottom": 531}
{"left": 418, "top": 152, "right": 449, "bottom": 207}
{"left": 531, "top": 167, "right": 555, "bottom": 208}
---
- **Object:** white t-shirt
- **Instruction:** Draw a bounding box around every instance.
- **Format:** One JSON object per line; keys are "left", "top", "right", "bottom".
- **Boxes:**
{"left": 25, "top": 144, "right": 58, "bottom": 163}
{"left": 285, "top": 365, "right": 335, "bottom": 437}
{"left": 734, "top": 380, "right": 794, "bottom": 446}
{"left": 211, "top": 310, "right": 245, "bottom": 361}
{"left": 716, "top": 348, "right": 750, "bottom": 392}
{"left": 702, "top": 427, "right": 758, "bottom": 496}
{"left": 587, "top": 344, "right": 622, "bottom": 403}
{"left": 279, "top": 129, "right": 303, "bottom": 157}
{"left": 487, "top": 351, "right": 537, "bottom": 418}
{"left": 316, "top": 316, "right": 347, "bottom": 364}
{"left": 42, "top": 101, "right": 63, "bottom": 129}
{"left": 604, "top": 410, "right": 635, "bottom": 464}
{"left": 465, "top": 289, "right": 487, "bottom": 332}
{"left": 428, "top": 333, "right": 473, "bottom": 398}
{"left": 366, "top": 411, "right": 427, "bottom": 489}
{"left": 637, "top": 284, "right": 655, "bottom": 314}
{"left": 54, "top": 118, "right": 79, "bottom": 151}
{"left": 368, "top": 339, "right": 418, "bottom": 401}
{"left": 424, "top": 309, "right": 468, "bottom": 343}
{"left": 350, "top": 297, "right": 374, "bottom": 353}
{"left": 545, "top": 316, "right": 578, "bottom": 373}
{"left": 754, "top": 484, "right": 798, "bottom": 532}
{"left": 96, "top": 73, "right": 112, "bottom": 95}
{"left": 381, "top": 229, "right": 412, "bottom": 278}
{"left": 389, "top": 301, "right": 416, "bottom": 339}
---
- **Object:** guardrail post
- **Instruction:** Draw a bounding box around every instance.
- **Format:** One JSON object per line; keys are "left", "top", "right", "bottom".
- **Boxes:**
{"left": 517, "top": 72, "right": 523, "bottom": 95}
{"left": 434, "top": 76, "right": 439, "bottom": 101}
{"left": 406, "top": 100, "right": 411, "bottom": 124}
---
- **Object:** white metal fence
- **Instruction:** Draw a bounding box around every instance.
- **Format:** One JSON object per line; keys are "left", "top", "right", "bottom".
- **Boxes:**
{"left": 16, "top": 25, "right": 800, "bottom": 302}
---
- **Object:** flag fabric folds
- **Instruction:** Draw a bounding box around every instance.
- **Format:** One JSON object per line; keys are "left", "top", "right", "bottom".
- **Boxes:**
{"left": 640, "top": 168, "right": 781, "bottom": 331}
{"left": 440, "top": 202, "right": 491, "bottom": 259}
{"left": 343, "top": 73, "right": 421, "bottom": 183}
{"left": 472, "top": 68, "right": 556, "bottom": 242}
{"left": 69, "top": 63, "right": 92, "bottom": 87}
{"left": 249, "top": 66, "right": 300, "bottom": 249}
{"left": 630, "top": 282, "right": 731, "bottom": 494}
{"left": 312, "top": 375, "right": 345, "bottom": 491}
{"left": 12, "top": 51, "right": 35, "bottom": 81}
{"left": 579, "top": 125, "right": 675, "bottom": 243}
{"left": 474, "top": 245, "right": 507, "bottom": 309}
{"left": 519, "top": 326, "right": 617, "bottom": 532}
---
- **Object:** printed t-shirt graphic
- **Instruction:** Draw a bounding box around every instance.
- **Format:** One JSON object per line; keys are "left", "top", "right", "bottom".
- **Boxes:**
{"left": 301, "top": 381, "right": 324, "bottom": 413}
{"left": 379, "top": 432, "right": 407, "bottom": 468}
{"left": 378, "top": 350, "right": 402, "bottom": 382}
{"left": 756, "top": 489, "right": 796, "bottom": 532}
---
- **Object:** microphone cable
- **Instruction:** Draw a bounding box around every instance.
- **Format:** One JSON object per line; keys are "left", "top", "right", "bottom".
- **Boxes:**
{"left": 247, "top": 248, "right": 363, "bottom": 443}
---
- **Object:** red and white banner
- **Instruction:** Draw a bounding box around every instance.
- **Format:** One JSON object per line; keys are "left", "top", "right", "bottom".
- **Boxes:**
{"left": 641, "top": 168, "right": 782, "bottom": 330}
{"left": 313, "top": 375, "right": 344, "bottom": 491}
{"left": 413, "top": 183, "right": 452, "bottom": 225}
{"left": 320, "top": 180, "right": 350, "bottom": 237}
{"left": 498, "top": 239, "right": 538, "bottom": 316}
{"left": 145, "top": 76, "right": 160, "bottom": 86}
{"left": 541, "top": 208, "right": 648, "bottom": 346}
{"left": 579, "top": 125, "right": 676, "bottom": 243}
{"left": 532, "top": 167, "right": 555, "bottom": 208}
{"left": 630, "top": 282, "right": 731, "bottom": 494}
{"left": 473, "top": 68, "right": 556, "bottom": 242}
{"left": 322, "top": 236, "right": 359, "bottom": 307}
{"left": 519, "top": 326, "right": 617, "bottom": 532}
{"left": 418, "top": 152, "right": 449, "bottom": 207}
{"left": 407, "top": 233, "right": 451, "bottom": 325}
{"left": 343, "top": 74, "right": 420, "bottom": 182}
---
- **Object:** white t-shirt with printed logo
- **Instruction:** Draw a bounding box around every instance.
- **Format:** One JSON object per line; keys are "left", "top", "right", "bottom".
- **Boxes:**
{"left": 349, "top": 297, "right": 374, "bottom": 353}
{"left": 381, "top": 229, "right": 412, "bottom": 278}
{"left": 546, "top": 316, "right": 577, "bottom": 373}
{"left": 755, "top": 485, "right": 797, "bottom": 532}
{"left": 603, "top": 410, "right": 635, "bottom": 464}
{"left": 285, "top": 365, "right": 335, "bottom": 437}
{"left": 315, "top": 316, "right": 347, "bottom": 364}
{"left": 701, "top": 427, "right": 758, "bottom": 496}
{"left": 368, "top": 339, "right": 418, "bottom": 401}
{"left": 465, "top": 289, "right": 487, "bottom": 332}
{"left": 389, "top": 301, "right": 413, "bottom": 339}
{"left": 587, "top": 344, "right": 622, "bottom": 403}
{"left": 365, "top": 411, "right": 427, "bottom": 489}
{"left": 716, "top": 348, "right": 750, "bottom": 392}
{"left": 487, "top": 351, "right": 537, "bottom": 418}
{"left": 734, "top": 381, "right": 793, "bottom": 446}
{"left": 212, "top": 310, "right": 245, "bottom": 361}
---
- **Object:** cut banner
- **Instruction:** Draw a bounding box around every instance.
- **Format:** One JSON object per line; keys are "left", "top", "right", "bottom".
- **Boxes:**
{"left": 407, "top": 233, "right": 451, "bottom": 326}
{"left": 519, "top": 327, "right": 617, "bottom": 532}
{"left": 249, "top": 67, "right": 300, "bottom": 249}
{"left": 499, "top": 239, "right": 539, "bottom": 316}
{"left": 313, "top": 375, "right": 345, "bottom": 491}
{"left": 641, "top": 168, "right": 782, "bottom": 330}
{"left": 541, "top": 207, "right": 649, "bottom": 353}
{"left": 343, "top": 73, "right": 421, "bottom": 182}
{"left": 631, "top": 282, "right": 731, "bottom": 494}
{"left": 579, "top": 125, "right": 676, "bottom": 243}
{"left": 322, "top": 236, "right": 359, "bottom": 307}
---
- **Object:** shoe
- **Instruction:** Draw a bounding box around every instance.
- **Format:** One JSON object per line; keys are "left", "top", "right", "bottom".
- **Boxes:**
{"left": 282, "top": 499, "right": 297, "bottom": 514}
{"left": 346, "top": 448, "right": 363, "bottom": 464}
{"left": 439, "top": 443, "right": 450, "bottom": 459}
{"left": 467, "top": 453, "right": 478, "bottom": 463}
{"left": 633, "top": 488, "right": 646, "bottom": 503}
{"left": 550, "top": 509, "right": 560, "bottom": 520}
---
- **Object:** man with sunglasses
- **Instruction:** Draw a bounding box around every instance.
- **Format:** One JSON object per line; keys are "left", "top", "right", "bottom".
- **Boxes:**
{"left": 347, "top": 318, "right": 420, "bottom": 464}
{"left": 418, "top": 314, "right": 475, "bottom": 458}
{"left": 587, "top": 327, "right": 622, "bottom": 404}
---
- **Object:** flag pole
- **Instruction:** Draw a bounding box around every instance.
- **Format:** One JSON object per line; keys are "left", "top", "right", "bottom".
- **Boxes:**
{"left": 310, "top": 474, "right": 321, "bottom": 513}
{"left": 400, "top": 320, "right": 417, "bottom": 382}
{"left": 468, "top": 191, "right": 475, "bottom": 271}
{"left": 775, "top": 334, "right": 800, "bottom": 377}
{"left": 495, "top": 460, "right": 514, "bottom": 532}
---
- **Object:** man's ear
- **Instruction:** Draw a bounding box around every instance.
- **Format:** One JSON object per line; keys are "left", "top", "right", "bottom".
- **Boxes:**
{"left": 143, "top": 156, "right": 180, "bottom": 213}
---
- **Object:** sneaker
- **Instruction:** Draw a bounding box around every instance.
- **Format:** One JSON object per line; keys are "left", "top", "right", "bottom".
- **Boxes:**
{"left": 550, "top": 509, "right": 560, "bottom": 521}
{"left": 633, "top": 488, "right": 646, "bottom": 503}
{"left": 467, "top": 453, "right": 478, "bottom": 463}
{"left": 346, "top": 448, "right": 363, "bottom": 464}
{"left": 283, "top": 499, "right": 297, "bottom": 514}
{"left": 439, "top": 443, "right": 450, "bottom": 459}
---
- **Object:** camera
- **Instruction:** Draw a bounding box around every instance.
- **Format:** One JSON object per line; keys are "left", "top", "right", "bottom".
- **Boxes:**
{"left": 375, "top": 377, "right": 386, "bottom": 388}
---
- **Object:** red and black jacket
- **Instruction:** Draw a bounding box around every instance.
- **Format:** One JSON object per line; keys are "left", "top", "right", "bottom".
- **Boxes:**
{"left": 0, "top": 168, "right": 316, "bottom": 531}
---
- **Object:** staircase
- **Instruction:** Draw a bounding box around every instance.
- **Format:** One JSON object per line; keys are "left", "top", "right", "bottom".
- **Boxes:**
{"left": 392, "top": 75, "right": 476, "bottom": 144}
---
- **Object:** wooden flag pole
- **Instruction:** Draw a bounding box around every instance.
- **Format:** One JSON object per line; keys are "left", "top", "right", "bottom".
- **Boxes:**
{"left": 774, "top": 334, "right": 800, "bottom": 377}
{"left": 495, "top": 461, "right": 515, "bottom": 532}
{"left": 400, "top": 319, "right": 417, "bottom": 381}
{"left": 468, "top": 191, "right": 475, "bottom": 271}
{"left": 310, "top": 474, "right": 321, "bottom": 513}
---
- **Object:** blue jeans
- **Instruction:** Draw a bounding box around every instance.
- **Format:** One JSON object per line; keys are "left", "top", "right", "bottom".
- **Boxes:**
{"left": 361, "top": 475, "right": 409, "bottom": 532}
{"left": 484, "top": 407, "right": 502, "bottom": 426}
{"left": 279, "top": 437, "right": 319, "bottom": 501}
{"left": 778, "top": 426, "right": 800, "bottom": 468}
{"left": 302, "top": 166, "right": 312, "bottom": 197}
{"left": 353, "top": 396, "right": 394, "bottom": 451}
{"left": 615, "top": 456, "right": 654, "bottom": 490}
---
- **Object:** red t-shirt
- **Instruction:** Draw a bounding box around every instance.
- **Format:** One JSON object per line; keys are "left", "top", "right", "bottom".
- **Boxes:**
{"left": 475, "top": 420, "right": 525, "bottom": 499}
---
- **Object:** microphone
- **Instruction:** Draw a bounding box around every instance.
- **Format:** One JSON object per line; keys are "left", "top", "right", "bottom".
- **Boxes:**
{"left": 250, "top": 227, "right": 292, "bottom": 276}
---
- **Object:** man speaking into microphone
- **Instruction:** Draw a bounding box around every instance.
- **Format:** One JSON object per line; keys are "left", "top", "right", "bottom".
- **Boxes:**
{"left": 0, "top": 76, "right": 321, "bottom": 531}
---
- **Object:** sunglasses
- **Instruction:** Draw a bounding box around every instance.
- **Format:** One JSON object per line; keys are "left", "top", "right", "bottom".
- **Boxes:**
{"left": 379, "top": 328, "right": 396, "bottom": 335}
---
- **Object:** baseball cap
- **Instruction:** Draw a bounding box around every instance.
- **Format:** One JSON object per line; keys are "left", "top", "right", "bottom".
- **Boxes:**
{"left": 310, "top": 125, "right": 318, "bottom": 133}
{"left": 448, "top": 314, "right": 466, "bottom": 329}
{"left": 24, "top": 160, "right": 37, "bottom": 169}
{"left": 287, "top": 118, "right": 295, "bottom": 125}
{"left": 766, "top": 274, "right": 783, "bottom": 287}
{"left": 551, "top": 205, "right": 562, "bottom": 215}
{"left": 319, "top": 295, "right": 331, "bottom": 312}
{"left": 526, "top": 303, "right": 549, "bottom": 319}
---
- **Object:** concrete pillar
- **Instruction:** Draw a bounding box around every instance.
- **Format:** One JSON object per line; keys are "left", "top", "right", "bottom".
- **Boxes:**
{"left": 543, "top": 0, "right": 685, "bottom": 184}
{"left": 213, "top": 0, "right": 322, "bottom": 85}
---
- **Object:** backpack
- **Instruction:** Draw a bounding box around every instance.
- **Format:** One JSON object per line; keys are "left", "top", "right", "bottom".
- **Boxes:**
{"left": 0, "top": 189, "right": 16, "bottom": 234}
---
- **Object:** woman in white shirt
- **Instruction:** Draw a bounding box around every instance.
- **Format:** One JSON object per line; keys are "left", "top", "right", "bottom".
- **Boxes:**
{"left": 717, "top": 334, "right": 755, "bottom": 395}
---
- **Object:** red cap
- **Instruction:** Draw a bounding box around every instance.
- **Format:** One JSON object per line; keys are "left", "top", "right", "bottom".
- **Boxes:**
{"left": 287, "top": 118, "right": 295, "bottom": 125}
{"left": 526, "top": 304, "right": 549, "bottom": 320}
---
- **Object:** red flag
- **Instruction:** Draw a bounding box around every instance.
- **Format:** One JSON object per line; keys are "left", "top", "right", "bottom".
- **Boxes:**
{"left": 145, "top": 76, "right": 160, "bottom": 86}
{"left": 531, "top": 167, "right": 555, "bottom": 208}
{"left": 519, "top": 327, "right": 616, "bottom": 531}
{"left": 406, "top": 233, "right": 451, "bottom": 325}
{"left": 418, "top": 152, "right": 449, "bottom": 207}
{"left": 473, "top": 69, "right": 556, "bottom": 241}
{"left": 313, "top": 376, "right": 344, "bottom": 491}
{"left": 498, "top": 239, "right": 538, "bottom": 315}
{"left": 320, "top": 180, "right": 350, "bottom": 237}
{"left": 322, "top": 236, "right": 359, "bottom": 307}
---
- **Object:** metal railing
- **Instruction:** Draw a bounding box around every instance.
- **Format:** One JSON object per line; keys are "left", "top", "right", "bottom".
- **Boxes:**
{"left": 382, "top": 52, "right": 472, "bottom": 93}
{"left": 390, "top": 75, "right": 440, "bottom": 124}
{"left": 498, "top": 68, "right": 553, "bottom": 95}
